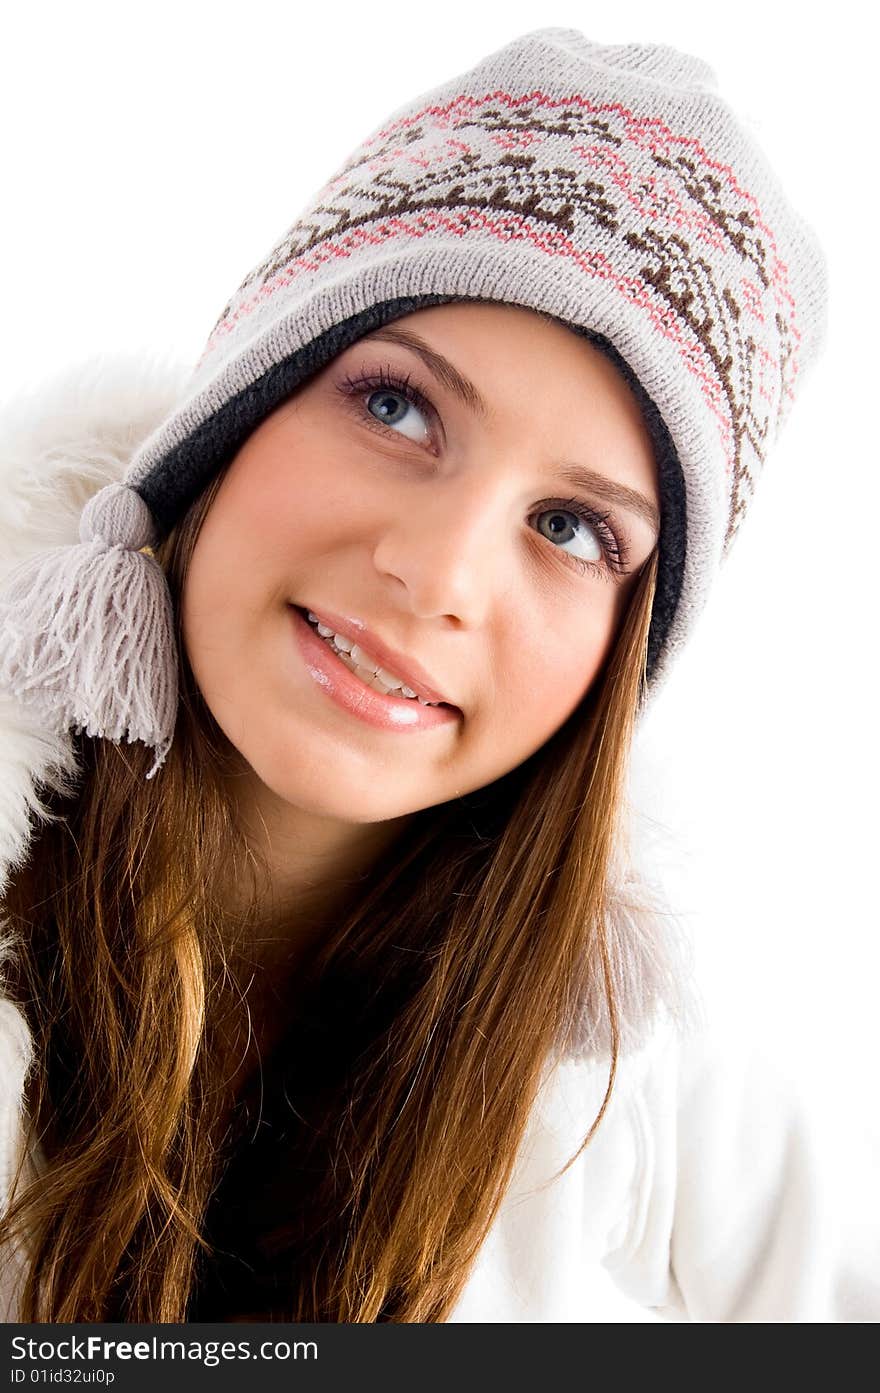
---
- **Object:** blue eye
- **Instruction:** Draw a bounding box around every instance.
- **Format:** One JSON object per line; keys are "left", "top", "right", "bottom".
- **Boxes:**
{"left": 366, "top": 388, "right": 429, "bottom": 444}
{"left": 537, "top": 508, "right": 601, "bottom": 561}
{"left": 337, "top": 365, "right": 434, "bottom": 446}
{"left": 531, "top": 500, "right": 629, "bottom": 579}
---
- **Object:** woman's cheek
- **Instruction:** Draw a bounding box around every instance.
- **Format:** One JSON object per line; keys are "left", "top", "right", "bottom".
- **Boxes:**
{"left": 523, "top": 617, "right": 612, "bottom": 724}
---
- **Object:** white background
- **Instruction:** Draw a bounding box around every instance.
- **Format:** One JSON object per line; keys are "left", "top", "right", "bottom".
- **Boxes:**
{"left": 2, "top": 1, "right": 877, "bottom": 1320}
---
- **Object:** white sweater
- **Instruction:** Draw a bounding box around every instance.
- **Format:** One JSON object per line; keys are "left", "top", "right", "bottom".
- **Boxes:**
{"left": 449, "top": 1016, "right": 880, "bottom": 1321}
{"left": 2, "top": 999, "right": 877, "bottom": 1322}
{"left": 0, "top": 360, "right": 877, "bottom": 1323}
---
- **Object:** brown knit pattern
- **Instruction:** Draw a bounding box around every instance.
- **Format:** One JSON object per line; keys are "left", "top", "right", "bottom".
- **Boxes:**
{"left": 203, "top": 66, "right": 816, "bottom": 553}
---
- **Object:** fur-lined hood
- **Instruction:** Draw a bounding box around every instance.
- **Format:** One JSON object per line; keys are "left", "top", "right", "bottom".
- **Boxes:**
{"left": 0, "top": 356, "right": 701, "bottom": 1075}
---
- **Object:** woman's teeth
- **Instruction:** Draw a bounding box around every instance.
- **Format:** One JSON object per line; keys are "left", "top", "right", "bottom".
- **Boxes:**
{"left": 305, "top": 611, "right": 442, "bottom": 705}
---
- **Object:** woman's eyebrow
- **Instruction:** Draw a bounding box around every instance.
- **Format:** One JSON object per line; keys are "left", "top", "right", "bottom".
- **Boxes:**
{"left": 557, "top": 464, "right": 660, "bottom": 534}
{"left": 363, "top": 326, "right": 490, "bottom": 418}
{"left": 361, "top": 325, "right": 660, "bottom": 535}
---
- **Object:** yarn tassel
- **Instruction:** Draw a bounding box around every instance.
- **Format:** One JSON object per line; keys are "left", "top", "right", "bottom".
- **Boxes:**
{"left": 0, "top": 481, "right": 178, "bottom": 780}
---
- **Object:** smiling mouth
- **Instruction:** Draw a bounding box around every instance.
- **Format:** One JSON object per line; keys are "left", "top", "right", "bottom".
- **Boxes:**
{"left": 292, "top": 607, "right": 459, "bottom": 710}
{"left": 293, "top": 606, "right": 458, "bottom": 708}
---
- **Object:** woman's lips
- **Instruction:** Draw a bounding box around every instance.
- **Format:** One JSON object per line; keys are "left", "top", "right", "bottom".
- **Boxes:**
{"left": 289, "top": 605, "right": 461, "bottom": 733}
{"left": 297, "top": 602, "right": 454, "bottom": 705}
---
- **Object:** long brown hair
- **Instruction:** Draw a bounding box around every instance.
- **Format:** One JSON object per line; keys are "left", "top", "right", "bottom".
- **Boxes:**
{"left": 0, "top": 456, "right": 659, "bottom": 1322}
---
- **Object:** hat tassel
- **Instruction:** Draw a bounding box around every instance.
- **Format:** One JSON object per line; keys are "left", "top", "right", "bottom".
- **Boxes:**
{"left": 0, "top": 482, "right": 178, "bottom": 780}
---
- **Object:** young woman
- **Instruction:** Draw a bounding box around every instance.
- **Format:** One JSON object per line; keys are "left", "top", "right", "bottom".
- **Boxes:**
{"left": 0, "top": 28, "right": 875, "bottom": 1322}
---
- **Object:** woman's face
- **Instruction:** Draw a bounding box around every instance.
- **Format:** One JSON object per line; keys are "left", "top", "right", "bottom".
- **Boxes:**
{"left": 182, "top": 303, "right": 660, "bottom": 824}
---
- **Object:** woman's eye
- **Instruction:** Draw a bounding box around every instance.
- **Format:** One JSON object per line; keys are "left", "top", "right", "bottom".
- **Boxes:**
{"left": 366, "top": 389, "right": 430, "bottom": 444}
{"left": 534, "top": 508, "right": 604, "bottom": 567}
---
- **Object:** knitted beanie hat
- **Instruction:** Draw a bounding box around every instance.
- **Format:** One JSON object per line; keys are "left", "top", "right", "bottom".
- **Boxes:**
{"left": 0, "top": 27, "right": 827, "bottom": 780}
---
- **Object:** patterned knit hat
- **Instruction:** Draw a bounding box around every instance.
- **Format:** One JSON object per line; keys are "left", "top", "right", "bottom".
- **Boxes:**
{"left": 0, "top": 27, "right": 827, "bottom": 779}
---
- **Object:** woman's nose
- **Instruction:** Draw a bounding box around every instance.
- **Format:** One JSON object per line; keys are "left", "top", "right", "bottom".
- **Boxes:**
{"left": 371, "top": 471, "right": 512, "bottom": 628}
